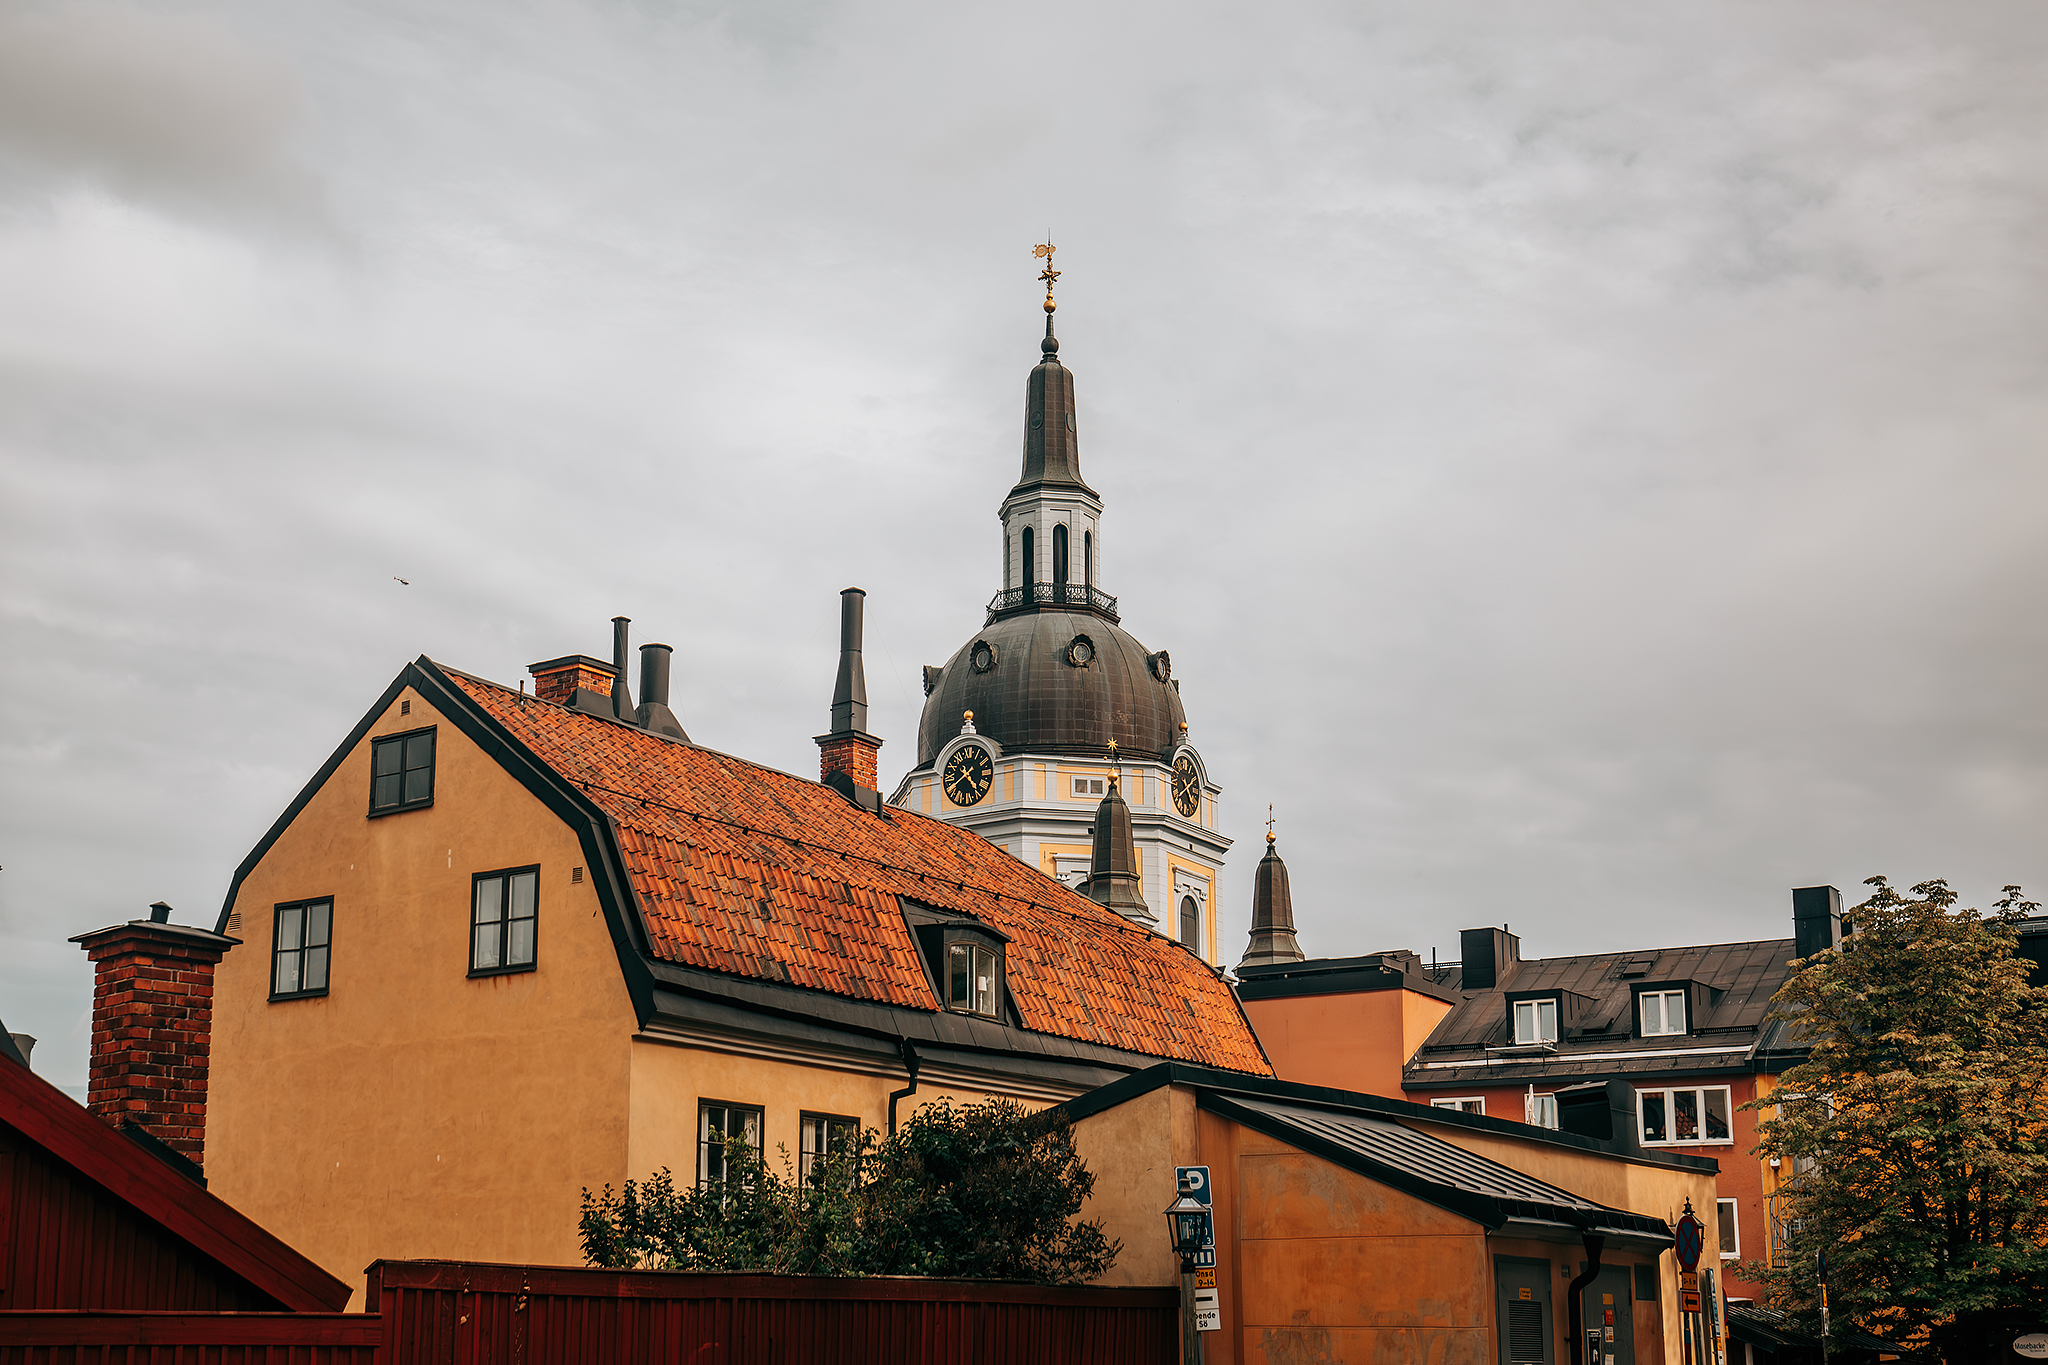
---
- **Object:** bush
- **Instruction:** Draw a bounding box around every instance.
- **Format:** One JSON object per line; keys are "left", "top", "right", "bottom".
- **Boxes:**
{"left": 578, "top": 1098, "right": 1119, "bottom": 1284}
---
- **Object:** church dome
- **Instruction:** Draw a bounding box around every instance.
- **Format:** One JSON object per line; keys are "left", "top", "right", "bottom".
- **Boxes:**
{"left": 916, "top": 609, "right": 1185, "bottom": 769}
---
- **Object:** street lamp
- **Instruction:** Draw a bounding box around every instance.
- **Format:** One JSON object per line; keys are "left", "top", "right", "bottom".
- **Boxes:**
{"left": 1163, "top": 1175, "right": 1207, "bottom": 1365}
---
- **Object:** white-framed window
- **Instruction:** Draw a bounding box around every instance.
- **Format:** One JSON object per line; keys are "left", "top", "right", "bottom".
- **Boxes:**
{"left": 946, "top": 941, "right": 999, "bottom": 1016}
{"left": 1513, "top": 997, "right": 1559, "bottom": 1044}
{"left": 1638, "top": 1085, "right": 1734, "bottom": 1145}
{"left": 1639, "top": 989, "right": 1688, "bottom": 1036}
{"left": 1525, "top": 1090, "right": 1559, "bottom": 1129}
{"left": 1432, "top": 1097, "right": 1485, "bottom": 1115}
{"left": 1717, "top": 1198, "right": 1740, "bottom": 1259}
{"left": 1071, "top": 776, "right": 1106, "bottom": 797}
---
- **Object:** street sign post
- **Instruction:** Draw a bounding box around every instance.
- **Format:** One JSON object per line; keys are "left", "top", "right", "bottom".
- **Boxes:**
{"left": 1176, "top": 1167, "right": 1220, "bottom": 1332}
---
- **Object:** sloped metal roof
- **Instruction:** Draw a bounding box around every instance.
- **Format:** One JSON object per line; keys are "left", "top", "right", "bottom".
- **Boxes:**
{"left": 1206, "top": 1093, "right": 1673, "bottom": 1240}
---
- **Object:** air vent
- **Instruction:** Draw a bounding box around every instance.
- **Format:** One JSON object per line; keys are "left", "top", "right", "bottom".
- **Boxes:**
{"left": 571, "top": 867, "right": 584, "bottom": 884}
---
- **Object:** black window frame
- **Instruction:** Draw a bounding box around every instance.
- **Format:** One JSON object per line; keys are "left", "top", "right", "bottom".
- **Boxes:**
{"left": 698, "top": 1099, "right": 764, "bottom": 1190}
{"left": 799, "top": 1111, "right": 860, "bottom": 1186}
{"left": 368, "top": 726, "right": 437, "bottom": 816}
{"left": 270, "top": 897, "right": 334, "bottom": 1001}
{"left": 469, "top": 865, "right": 540, "bottom": 978}
{"left": 1178, "top": 895, "right": 1202, "bottom": 951}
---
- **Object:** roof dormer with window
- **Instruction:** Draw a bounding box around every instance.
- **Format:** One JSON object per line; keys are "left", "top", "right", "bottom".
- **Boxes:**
{"left": 901, "top": 901, "right": 1015, "bottom": 1025}
{"left": 1631, "top": 981, "right": 1720, "bottom": 1038}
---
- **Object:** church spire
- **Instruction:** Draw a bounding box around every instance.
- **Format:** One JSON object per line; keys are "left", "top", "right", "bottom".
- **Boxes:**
{"left": 1016, "top": 241, "right": 1092, "bottom": 497}
{"left": 1239, "top": 816, "right": 1304, "bottom": 968}
{"left": 1082, "top": 777, "right": 1154, "bottom": 925}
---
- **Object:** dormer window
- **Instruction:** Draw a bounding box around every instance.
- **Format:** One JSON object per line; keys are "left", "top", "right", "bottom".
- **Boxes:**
{"left": 904, "top": 900, "right": 1010, "bottom": 1021}
{"left": 1513, "top": 997, "right": 1559, "bottom": 1045}
{"left": 1638, "top": 988, "right": 1689, "bottom": 1036}
{"left": 947, "top": 941, "right": 999, "bottom": 1016}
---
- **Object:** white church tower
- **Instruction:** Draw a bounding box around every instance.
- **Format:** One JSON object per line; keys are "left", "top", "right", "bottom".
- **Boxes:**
{"left": 889, "top": 249, "right": 1231, "bottom": 963}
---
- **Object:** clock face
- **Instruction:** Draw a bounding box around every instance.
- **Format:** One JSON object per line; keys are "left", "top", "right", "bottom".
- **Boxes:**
{"left": 942, "top": 743, "right": 995, "bottom": 807}
{"left": 1172, "top": 754, "right": 1202, "bottom": 818}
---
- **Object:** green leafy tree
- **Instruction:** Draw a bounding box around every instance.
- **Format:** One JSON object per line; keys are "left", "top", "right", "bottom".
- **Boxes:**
{"left": 860, "top": 1096, "right": 1118, "bottom": 1282}
{"left": 578, "top": 1097, "right": 1119, "bottom": 1284}
{"left": 1743, "top": 877, "right": 2048, "bottom": 1359}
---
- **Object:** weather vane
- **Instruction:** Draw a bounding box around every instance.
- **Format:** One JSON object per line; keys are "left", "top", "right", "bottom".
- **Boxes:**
{"left": 1034, "top": 240, "right": 1058, "bottom": 312}
{"left": 1266, "top": 805, "right": 1276, "bottom": 844}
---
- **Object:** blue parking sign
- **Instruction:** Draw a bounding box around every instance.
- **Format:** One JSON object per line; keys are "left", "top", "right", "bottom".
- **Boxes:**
{"left": 1176, "top": 1166, "right": 1216, "bottom": 1267}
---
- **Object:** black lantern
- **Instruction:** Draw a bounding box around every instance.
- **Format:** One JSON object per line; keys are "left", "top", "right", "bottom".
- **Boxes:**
{"left": 1163, "top": 1186, "right": 1208, "bottom": 1261}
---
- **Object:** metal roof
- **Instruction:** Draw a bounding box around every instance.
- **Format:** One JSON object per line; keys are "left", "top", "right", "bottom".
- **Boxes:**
{"left": 1199, "top": 1092, "right": 1673, "bottom": 1243}
{"left": 1404, "top": 934, "right": 1804, "bottom": 1086}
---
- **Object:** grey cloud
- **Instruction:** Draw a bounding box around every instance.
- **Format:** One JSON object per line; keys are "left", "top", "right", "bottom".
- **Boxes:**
{"left": 2, "top": 0, "right": 2045, "bottom": 1095}
{"left": 0, "top": 0, "right": 305, "bottom": 208}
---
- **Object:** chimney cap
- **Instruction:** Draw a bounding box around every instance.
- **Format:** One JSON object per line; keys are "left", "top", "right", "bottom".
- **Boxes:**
{"left": 149, "top": 901, "right": 171, "bottom": 923}
{"left": 71, "top": 919, "right": 240, "bottom": 951}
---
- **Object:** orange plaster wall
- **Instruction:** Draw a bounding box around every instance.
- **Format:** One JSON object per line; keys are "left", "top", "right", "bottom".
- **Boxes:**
{"left": 209, "top": 687, "right": 637, "bottom": 1305}
{"left": 623, "top": 1042, "right": 1043, "bottom": 1191}
{"left": 1241, "top": 989, "right": 1452, "bottom": 1098}
{"left": 1406, "top": 1115, "right": 1723, "bottom": 1354}
{"left": 1210, "top": 1115, "right": 1490, "bottom": 1364}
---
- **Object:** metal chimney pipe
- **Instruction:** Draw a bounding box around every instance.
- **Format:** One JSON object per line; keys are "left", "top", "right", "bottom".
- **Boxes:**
{"left": 639, "top": 643, "right": 672, "bottom": 707}
{"left": 634, "top": 642, "right": 690, "bottom": 741}
{"left": 828, "top": 588, "right": 868, "bottom": 734}
{"left": 610, "top": 617, "right": 635, "bottom": 723}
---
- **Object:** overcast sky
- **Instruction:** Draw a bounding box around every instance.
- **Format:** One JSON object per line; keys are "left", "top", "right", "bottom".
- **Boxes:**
{"left": 4, "top": 0, "right": 2045, "bottom": 1095}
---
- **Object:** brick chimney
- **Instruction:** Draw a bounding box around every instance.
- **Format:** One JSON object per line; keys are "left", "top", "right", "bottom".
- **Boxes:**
{"left": 816, "top": 587, "right": 883, "bottom": 793}
{"left": 528, "top": 654, "right": 618, "bottom": 715}
{"left": 69, "top": 905, "right": 238, "bottom": 1167}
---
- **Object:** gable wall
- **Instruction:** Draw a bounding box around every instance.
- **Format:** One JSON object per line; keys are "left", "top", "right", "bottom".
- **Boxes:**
{"left": 1241, "top": 988, "right": 1453, "bottom": 1097}
{"left": 209, "top": 686, "right": 637, "bottom": 1304}
{"left": 0, "top": 1121, "right": 279, "bottom": 1311}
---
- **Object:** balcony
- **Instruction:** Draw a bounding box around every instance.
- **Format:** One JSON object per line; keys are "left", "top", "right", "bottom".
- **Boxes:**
{"left": 985, "top": 582, "right": 1120, "bottom": 624}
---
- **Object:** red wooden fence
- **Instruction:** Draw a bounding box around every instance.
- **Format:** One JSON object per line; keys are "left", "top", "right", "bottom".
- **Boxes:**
{"left": 366, "top": 1260, "right": 1179, "bottom": 1365}
{"left": 0, "top": 1311, "right": 382, "bottom": 1364}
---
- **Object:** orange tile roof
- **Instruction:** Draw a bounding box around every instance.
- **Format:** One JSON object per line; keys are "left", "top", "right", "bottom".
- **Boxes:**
{"left": 447, "top": 669, "right": 1271, "bottom": 1075}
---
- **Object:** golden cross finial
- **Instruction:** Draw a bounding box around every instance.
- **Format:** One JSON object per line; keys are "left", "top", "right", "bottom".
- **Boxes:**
{"left": 1266, "top": 805, "right": 1276, "bottom": 844}
{"left": 1034, "top": 240, "right": 1059, "bottom": 312}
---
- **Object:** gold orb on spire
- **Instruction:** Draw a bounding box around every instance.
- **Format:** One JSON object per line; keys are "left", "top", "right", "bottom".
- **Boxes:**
{"left": 1266, "top": 804, "right": 1277, "bottom": 844}
{"left": 1033, "top": 240, "right": 1059, "bottom": 312}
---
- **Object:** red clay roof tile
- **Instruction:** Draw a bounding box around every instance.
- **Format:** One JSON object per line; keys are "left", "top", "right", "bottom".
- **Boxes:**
{"left": 449, "top": 671, "right": 1270, "bottom": 1075}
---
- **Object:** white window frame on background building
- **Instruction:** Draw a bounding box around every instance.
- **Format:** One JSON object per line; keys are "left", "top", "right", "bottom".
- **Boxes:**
{"left": 1717, "top": 1198, "right": 1740, "bottom": 1259}
{"left": 1431, "top": 1097, "right": 1485, "bottom": 1115}
{"left": 1639, "top": 989, "right": 1689, "bottom": 1036}
{"left": 1513, "top": 997, "right": 1559, "bottom": 1045}
{"left": 1637, "top": 1084, "right": 1734, "bottom": 1145}
{"left": 1525, "top": 1089, "right": 1559, "bottom": 1129}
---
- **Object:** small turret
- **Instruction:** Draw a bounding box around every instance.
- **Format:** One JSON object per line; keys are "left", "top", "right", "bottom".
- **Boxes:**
{"left": 1239, "top": 830, "right": 1305, "bottom": 968}
{"left": 1082, "top": 777, "right": 1154, "bottom": 926}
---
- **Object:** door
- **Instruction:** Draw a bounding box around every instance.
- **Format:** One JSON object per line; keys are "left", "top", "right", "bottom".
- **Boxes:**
{"left": 1582, "top": 1266, "right": 1636, "bottom": 1365}
{"left": 1495, "top": 1257, "right": 1553, "bottom": 1365}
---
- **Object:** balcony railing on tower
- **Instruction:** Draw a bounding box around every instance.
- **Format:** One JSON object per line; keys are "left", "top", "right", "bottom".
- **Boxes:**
{"left": 986, "top": 582, "right": 1119, "bottom": 624}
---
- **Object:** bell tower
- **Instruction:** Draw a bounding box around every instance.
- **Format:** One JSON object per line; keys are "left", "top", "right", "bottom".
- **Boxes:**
{"left": 892, "top": 245, "right": 1231, "bottom": 961}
